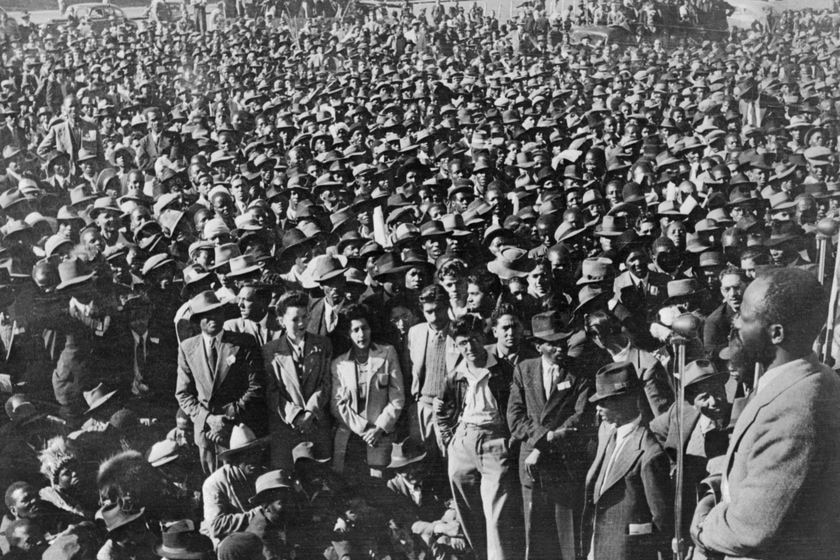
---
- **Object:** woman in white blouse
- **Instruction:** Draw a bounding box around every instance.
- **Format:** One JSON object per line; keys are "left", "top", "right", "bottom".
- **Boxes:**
{"left": 330, "top": 304, "right": 405, "bottom": 478}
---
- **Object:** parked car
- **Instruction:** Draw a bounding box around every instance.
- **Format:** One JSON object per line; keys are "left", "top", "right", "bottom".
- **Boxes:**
{"left": 46, "top": 3, "right": 138, "bottom": 34}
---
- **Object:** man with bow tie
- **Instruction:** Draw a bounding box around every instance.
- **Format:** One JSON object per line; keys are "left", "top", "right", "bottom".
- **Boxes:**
{"left": 507, "top": 311, "right": 597, "bottom": 560}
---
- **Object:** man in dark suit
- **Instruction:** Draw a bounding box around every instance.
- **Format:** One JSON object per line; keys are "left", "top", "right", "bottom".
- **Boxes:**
{"left": 305, "top": 256, "right": 349, "bottom": 353}
{"left": 175, "top": 290, "right": 266, "bottom": 474}
{"left": 612, "top": 243, "right": 669, "bottom": 319}
{"left": 703, "top": 267, "right": 746, "bottom": 360}
{"left": 692, "top": 268, "right": 840, "bottom": 560}
{"left": 650, "top": 359, "right": 730, "bottom": 551}
{"left": 582, "top": 361, "right": 673, "bottom": 560}
{"left": 507, "top": 311, "right": 596, "bottom": 560}
{"left": 263, "top": 290, "right": 333, "bottom": 469}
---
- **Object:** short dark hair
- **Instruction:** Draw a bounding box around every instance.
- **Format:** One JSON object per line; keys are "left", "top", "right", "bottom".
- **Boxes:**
{"left": 490, "top": 303, "right": 519, "bottom": 327}
{"left": 753, "top": 268, "right": 827, "bottom": 352}
{"left": 418, "top": 284, "right": 448, "bottom": 306}
{"left": 4, "top": 482, "right": 30, "bottom": 511}
{"left": 342, "top": 303, "right": 369, "bottom": 326}
{"left": 451, "top": 315, "right": 485, "bottom": 340}
{"left": 276, "top": 290, "right": 309, "bottom": 316}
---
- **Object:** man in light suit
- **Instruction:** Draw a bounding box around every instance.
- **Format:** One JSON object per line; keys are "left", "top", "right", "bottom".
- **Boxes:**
{"left": 508, "top": 311, "right": 597, "bottom": 560}
{"left": 223, "top": 286, "right": 283, "bottom": 348}
{"left": 263, "top": 290, "right": 333, "bottom": 469}
{"left": 175, "top": 290, "right": 266, "bottom": 474}
{"left": 36, "top": 95, "right": 99, "bottom": 172}
{"left": 582, "top": 361, "right": 673, "bottom": 560}
{"left": 404, "top": 285, "right": 459, "bottom": 455}
{"left": 691, "top": 268, "right": 840, "bottom": 560}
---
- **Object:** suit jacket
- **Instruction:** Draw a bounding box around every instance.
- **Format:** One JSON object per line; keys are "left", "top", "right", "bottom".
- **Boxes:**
{"left": 507, "top": 357, "right": 596, "bottom": 491}
{"left": 307, "top": 298, "right": 349, "bottom": 354}
{"left": 175, "top": 330, "right": 266, "bottom": 447}
{"left": 582, "top": 421, "right": 673, "bottom": 560}
{"left": 201, "top": 464, "right": 255, "bottom": 543}
{"left": 486, "top": 343, "right": 539, "bottom": 370}
{"left": 262, "top": 333, "right": 332, "bottom": 427}
{"left": 699, "top": 355, "right": 840, "bottom": 560}
{"left": 703, "top": 303, "right": 736, "bottom": 357}
{"left": 36, "top": 119, "right": 100, "bottom": 170}
{"left": 624, "top": 347, "right": 674, "bottom": 418}
{"left": 405, "top": 322, "right": 459, "bottom": 398}
{"left": 738, "top": 95, "right": 782, "bottom": 128}
{"left": 223, "top": 313, "right": 283, "bottom": 348}
{"left": 613, "top": 270, "right": 668, "bottom": 315}
{"left": 330, "top": 343, "right": 405, "bottom": 470}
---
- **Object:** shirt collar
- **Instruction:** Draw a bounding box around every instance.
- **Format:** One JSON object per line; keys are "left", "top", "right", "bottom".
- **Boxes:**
{"left": 540, "top": 355, "right": 558, "bottom": 373}
{"left": 615, "top": 415, "right": 642, "bottom": 440}
{"left": 202, "top": 331, "right": 223, "bottom": 347}
{"left": 455, "top": 352, "right": 498, "bottom": 380}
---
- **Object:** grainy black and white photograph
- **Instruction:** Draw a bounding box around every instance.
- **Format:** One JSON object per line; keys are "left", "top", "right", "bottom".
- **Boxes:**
{"left": 0, "top": 0, "right": 837, "bottom": 557}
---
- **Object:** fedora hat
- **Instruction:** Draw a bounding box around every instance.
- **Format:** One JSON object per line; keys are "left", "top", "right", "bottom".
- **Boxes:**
{"left": 593, "top": 215, "right": 627, "bottom": 238}
{"left": 99, "top": 504, "right": 145, "bottom": 533}
{"left": 189, "top": 290, "right": 228, "bottom": 320}
{"left": 155, "top": 520, "right": 213, "bottom": 559}
{"left": 249, "top": 469, "right": 295, "bottom": 505}
{"left": 576, "top": 258, "right": 614, "bottom": 285}
{"left": 83, "top": 383, "right": 118, "bottom": 415}
{"left": 55, "top": 257, "right": 95, "bottom": 291}
{"left": 531, "top": 311, "right": 573, "bottom": 342}
{"left": 682, "top": 359, "right": 726, "bottom": 391}
{"left": 292, "top": 441, "right": 331, "bottom": 464}
{"left": 146, "top": 439, "right": 180, "bottom": 468}
{"left": 225, "top": 254, "right": 261, "bottom": 279}
{"left": 590, "top": 361, "right": 641, "bottom": 402}
{"left": 217, "top": 423, "right": 268, "bottom": 460}
{"left": 141, "top": 253, "right": 175, "bottom": 277}
{"left": 487, "top": 247, "right": 536, "bottom": 279}
{"left": 210, "top": 243, "right": 241, "bottom": 271}
{"left": 372, "top": 252, "right": 411, "bottom": 279}
{"left": 387, "top": 439, "right": 427, "bottom": 469}
{"left": 311, "top": 255, "right": 347, "bottom": 283}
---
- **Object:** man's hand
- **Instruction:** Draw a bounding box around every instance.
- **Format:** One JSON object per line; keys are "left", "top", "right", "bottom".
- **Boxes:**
{"left": 524, "top": 448, "right": 541, "bottom": 479}
{"left": 546, "top": 427, "right": 577, "bottom": 443}
{"left": 295, "top": 411, "right": 316, "bottom": 434}
{"left": 690, "top": 493, "right": 716, "bottom": 553}
{"left": 206, "top": 414, "right": 228, "bottom": 433}
{"left": 362, "top": 426, "right": 384, "bottom": 447}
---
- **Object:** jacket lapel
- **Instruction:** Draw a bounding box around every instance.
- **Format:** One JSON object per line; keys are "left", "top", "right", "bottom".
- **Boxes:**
{"left": 586, "top": 422, "right": 611, "bottom": 491}
{"left": 336, "top": 356, "right": 358, "bottom": 411}
{"left": 272, "top": 336, "right": 304, "bottom": 405}
{"left": 368, "top": 344, "right": 386, "bottom": 384}
{"left": 213, "top": 335, "right": 239, "bottom": 390}
{"left": 541, "top": 368, "right": 575, "bottom": 422}
{"left": 188, "top": 337, "right": 214, "bottom": 396}
{"left": 598, "top": 425, "right": 645, "bottom": 499}
{"left": 527, "top": 361, "right": 547, "bottom": 410}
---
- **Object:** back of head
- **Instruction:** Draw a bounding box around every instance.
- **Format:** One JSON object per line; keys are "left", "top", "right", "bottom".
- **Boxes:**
{"left": 751, "top": 268, "right": 827, "bottom": 354}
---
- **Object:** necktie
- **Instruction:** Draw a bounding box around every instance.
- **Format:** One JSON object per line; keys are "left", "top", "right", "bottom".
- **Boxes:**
{"left": 326, "top": 306, "right": 337, "bottom": 333}
{"left": 136, "top": 336, "right": 146, "bottom": 378}
{"left": 595, "top": 430, "right": 618, "bottom": 498}
{"left": 209, "top": 340, "right": 218, "bottom": 372}
{"left": 546, "top": 365, "right": 558, "bottom": 400}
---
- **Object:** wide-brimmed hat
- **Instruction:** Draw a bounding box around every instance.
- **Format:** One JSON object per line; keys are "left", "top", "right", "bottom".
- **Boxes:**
{"left": 292, "top": 441, "right": 331, "bottom": 464}
{"left": 249, "top": 469, "right": 295, "bottom": 505}
{"left": 593, "top": 215, "right": 627, "bottom": 237}
{"left": 576, "top": 258, "right": 614, "bottom": 285}
{"left": 225, "top": 254, "right": 262, "bottom": 279}
{"left": 55, "top": 257, "right": 95, "bottom": 291}
{"left": 589, "top": 361, "right": 641, "bottom": 402}
{"left": 683, "top": 359, "right": 727, "bottom": 391}
{"left": 531, "top": 311, "right": 573, "bottom": 342}
{"left": 189, "top": 290, "right": 228, "bottom": 319}
{"left": 217, "top": 424, "right": 268, "bottom": 460}
{"left": 141, "top": 253, "right": 175, "bottom": 277}
{"left": 99, "top": 504, "right": 145, "bottom": 533}
{"left": 83, "top": 383, "right": 118, "bottom": 415}
{"left": 372, "top": 252, "right": 411, "bottom": 279}
{"left": 154, "top": 520, "right": 214, "bottom": 559}
{"left": 486, "top": 246, "right": 536, "bottom": 279}
{"left": 387, "top": 439, "right": 427, "bottom": 469}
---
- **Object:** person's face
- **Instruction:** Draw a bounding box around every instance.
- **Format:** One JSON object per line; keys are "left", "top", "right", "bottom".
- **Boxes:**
{"left": 538, "top": 339, "right": 565, "bottom": 365}
{"left": 667, "top": 223, "right": 686, "bottom": 248}
{"left": 56, "top": 464, "right": 80, "bottom": 492}
{"left": 11, "top": 523, "right": 45, "bottom": 552}
{"left": 10, "top": 487, "right": 42, "bottom": 519}
{"left": 321, "top": 277, "right": 346, "bottom": 306}
{"left": 82, "top": 230, "right": 104, "bottom": 255}
{"left": 626, "top": 251, "right": 648, "bottom": 277}
{"left": 263, "top": 492, "right": 288, "bottom": 524}
{"left": 439, "top": 274, "right": 466, "bottom": 301}
{"left": 596, "top": 395, "right": 635, "bottom": 426}
{"left": 730, "top": 278, "right": 776, "bottom": 372}
{"left": 740, "top": 257, "right": 757, "bottom": 279}
{"left": 96, "top": 210, "right": 117, "bottom": 233}
{"left": 236, "top": 448, "right": 264, "bottom": 478}
{"left": 281, "top": 306, "right": 308, "bottom": 340}
{"left": 238, "top": 289, "right": 266, "bottom": 320}
{"left": 720, "top": 273, "right": 745, "bottom": 312}
{"left": 527, "top": 265, "right": 549, "bottom": 297}
{"left": 199, "top": 310, "right": 224, "bottom": 336}
{"left": 63, "top": 98, "right": 78, "bottom": 120}
{"left": 422, "top": 301, "right": 448, "bottom": 328}
{"left": 389, "top": 305, "right": 418, "bottom": 337}
{"left": 452, "top": 191, "right": 473, "bottom": 211}
{"left": 455, "top": 333, "right": 485, "bottom": 364}
{"left": 492, "top": 314, "right": 521, "bottom": 350}
{"left": 148, "top": 110, "right": 163, "bottom": 133}
{"left": 213, "top": 195, "right": 233, "bottom": 219}
{"left": 690, "top": 379, "right": 728, "bottom": 421}
{"left": 405, "top": 267, "right": 425, "bottom": 291}
{"left": 424, "top": 237, "right": 445, "bottom": 260}
{"left": 466, "top": 282, "right": 486, "bottom": 312}
{"left": 349, "top": 318, "right": 371, "bottom": 351}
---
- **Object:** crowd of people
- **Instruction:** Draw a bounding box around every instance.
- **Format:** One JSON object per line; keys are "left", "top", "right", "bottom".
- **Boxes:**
{"left": 0, "top": 0, "right": 838, "bottom": 558}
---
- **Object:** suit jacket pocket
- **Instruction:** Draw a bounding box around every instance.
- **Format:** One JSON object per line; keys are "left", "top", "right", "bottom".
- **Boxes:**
{"left": 376, "top": 372, "right": 389, "bottom": 390}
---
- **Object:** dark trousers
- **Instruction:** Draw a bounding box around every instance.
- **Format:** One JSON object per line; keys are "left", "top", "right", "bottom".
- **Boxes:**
{"left": 194, "top": 5, "right": 206, "bottom": 33}
{"left": 522, "top": 483, "right": 581, "bottom": 560}
{"left": 447, "top": 424, "right": 523, "bottom": 560}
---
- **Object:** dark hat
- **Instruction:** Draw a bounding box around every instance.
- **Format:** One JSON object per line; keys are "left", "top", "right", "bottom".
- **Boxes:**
{"left": 98, "top": 504, "right": 145, "bottom": 532}
{"left": 83, "top": 383, "right": 118, "bottom": 415}
{"left": 154, "top": 519, "right": 214, "bottom": 559}
{"left": 683, "top": 359, "right": 726, "bottom": 391}
{"left": 188, "top": 290, "right": 228, "bottom": 319}
{"left": 387, "top": 439, "right": 427, "bottom": 469}
{"left": 590, "top": 361, "right": 641, "bottom": 402}
{"left": 531, "top": 311, "right": 573, "bottom": 342}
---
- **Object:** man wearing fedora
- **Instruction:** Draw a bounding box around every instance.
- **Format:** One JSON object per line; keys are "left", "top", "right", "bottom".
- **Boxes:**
{"left": 154, "top": 519, "right": 214, "bottom": 560}
{"left": 245, "top": 469, "right": 298, "bottom": 559}
{"left": 691, "top": 268, "right": 840, "bottom": 560}
{"left": 263, "top": 291, "right": 333, "bottom": 470}
{"left": 96, "top": 504, "right": 156, "bottom": 560}
{"left": 175, "top": 290, "right": 266, "bottom": 474}
{"left": 435, "top": 315, "right": 522, "bottom": 560}
{"left": 508, "top": 311, "right": 597, "bottom": 560}
{"left": 582, "top": 361, "right": 673, "bottom": 560}
{"left": 305, "top": 256, "right": 350, "bottom": 352}
{"left": 650, "top": 359, "right": 731, "bottom": 551}
{"left": 201, "top": 423, "right": 267, "bottom": 546}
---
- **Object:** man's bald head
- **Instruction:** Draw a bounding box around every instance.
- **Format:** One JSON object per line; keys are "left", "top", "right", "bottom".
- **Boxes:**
{"left": 745, "top": 268, "right": 827, "bottom": 354}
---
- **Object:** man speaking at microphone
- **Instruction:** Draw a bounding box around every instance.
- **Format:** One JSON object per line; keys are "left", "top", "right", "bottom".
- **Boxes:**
{"left": 691, "top": 268, "right": 840, "bottom": 559}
